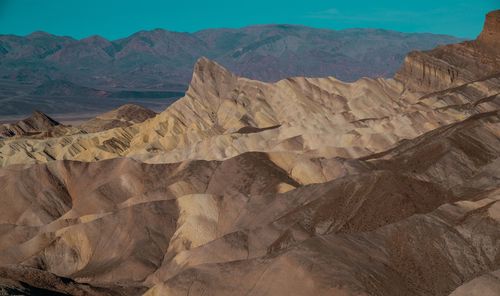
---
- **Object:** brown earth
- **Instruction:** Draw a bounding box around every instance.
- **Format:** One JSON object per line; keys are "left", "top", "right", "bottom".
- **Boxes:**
{"left": 0, "top": 9, "right": 499, "bottom": 296}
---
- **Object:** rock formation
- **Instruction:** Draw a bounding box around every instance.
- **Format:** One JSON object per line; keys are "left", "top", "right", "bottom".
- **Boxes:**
{"left": 395, "top": 10, "right": 500, "bottom": 93}
{"left": 0, "top": 110, "right": 77, "bottom": 138}
{"left": 478, "top": 10, "right": 500, "bottom": 51}
{"left": 0, "top": 9, "right": 499, "bottom": 296}
{"left": 0, "top": 104, "right": 156, "bottom": 139}
{"left": 79, "top": 104, "right": 156, "bottom": 133}
{"left": 1, "top": 49, "right": 499, "bottom": 167}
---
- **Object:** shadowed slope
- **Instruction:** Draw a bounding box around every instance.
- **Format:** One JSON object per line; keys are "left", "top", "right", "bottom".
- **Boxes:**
{"left": 0, "top": 110, "right": 499, "bottom": 295}
{"left": 149, "top": 189, "right": 500, "bottom": 296}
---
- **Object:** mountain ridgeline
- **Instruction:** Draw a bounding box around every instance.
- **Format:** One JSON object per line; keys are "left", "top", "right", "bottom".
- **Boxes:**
{"left": 0, "top": 25, "right": 463, "bottom": 89}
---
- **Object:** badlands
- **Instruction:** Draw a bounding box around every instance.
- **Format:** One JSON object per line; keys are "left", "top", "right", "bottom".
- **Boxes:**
{"left": 0, "top": 9, "right": 499, "bottom": 296}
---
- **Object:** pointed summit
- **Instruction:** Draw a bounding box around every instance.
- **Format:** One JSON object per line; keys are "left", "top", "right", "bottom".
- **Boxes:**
{"left": 192, "top": 57, "right": 235, "bottom": 82}
{"left": 29, "top": 110, "right": 60, "bottom": 126}
{"left": 0, "top": 111, "right": 61, "bottom": 138}
{"left": 25, "top": 110, "right": 61, "bottom": 130}
{"left": 186, "top": 57, "right": 238, "bottom": 102}
{"left": 477, "top": 10, "right": 500, "bottom": 52}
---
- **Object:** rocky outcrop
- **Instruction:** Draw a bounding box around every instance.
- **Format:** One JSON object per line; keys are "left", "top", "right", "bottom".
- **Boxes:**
{"left": 395, "top": 10, "right": 500, "bottom": 93}
{"left": 0, "top": 105, "right": 157, "bottom": 139}
{"left": 0, "top": 56, "right": 483, "bottom": 167}
{"left": 79, "top": 104, "right": 156, "bottom": 133}
{"left": 477, "top": 10, "right": 500, "bottom": 52}
{"left": 0, "top": 111, "right": 77, "bottom": 138}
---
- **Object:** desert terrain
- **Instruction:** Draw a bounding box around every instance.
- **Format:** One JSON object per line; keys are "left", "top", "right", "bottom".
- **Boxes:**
{"left": 0, "top": 8, "right": 499, "bottom": 296}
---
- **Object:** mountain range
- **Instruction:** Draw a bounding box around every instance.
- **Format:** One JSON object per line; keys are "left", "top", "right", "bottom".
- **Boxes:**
{"left": 0, "top": 9, "right": 499, "bottom": 296}
{"left": 0, "top": 25, "right": 463, "bottom": 116}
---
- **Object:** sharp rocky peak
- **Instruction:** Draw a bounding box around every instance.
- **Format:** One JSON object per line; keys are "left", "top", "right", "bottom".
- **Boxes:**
{"left": 192, "top": 57, "right": 234, "bottom": 77}
{"left": 477, "top": 10, "right": 500, "bottom": 51}
{"left": 186, "top": 57, "right": 238, "bottom": 96}
{"left": 29, "top": 110, "right": 60, "bottom": 126}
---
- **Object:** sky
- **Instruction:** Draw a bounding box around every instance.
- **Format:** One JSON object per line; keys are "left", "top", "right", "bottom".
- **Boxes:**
{"left": 0, "top": 0, "right": 498, "bottom": 39}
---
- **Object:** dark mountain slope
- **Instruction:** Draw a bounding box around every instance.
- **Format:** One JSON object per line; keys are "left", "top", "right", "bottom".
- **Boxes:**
{"left": 0, "top": 25, "right": 463, "bottom": 90}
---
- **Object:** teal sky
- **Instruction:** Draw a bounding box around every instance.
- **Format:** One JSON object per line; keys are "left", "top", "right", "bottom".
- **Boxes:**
{"left": 0, "top": 0, "right": 498, "bottom": 39}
